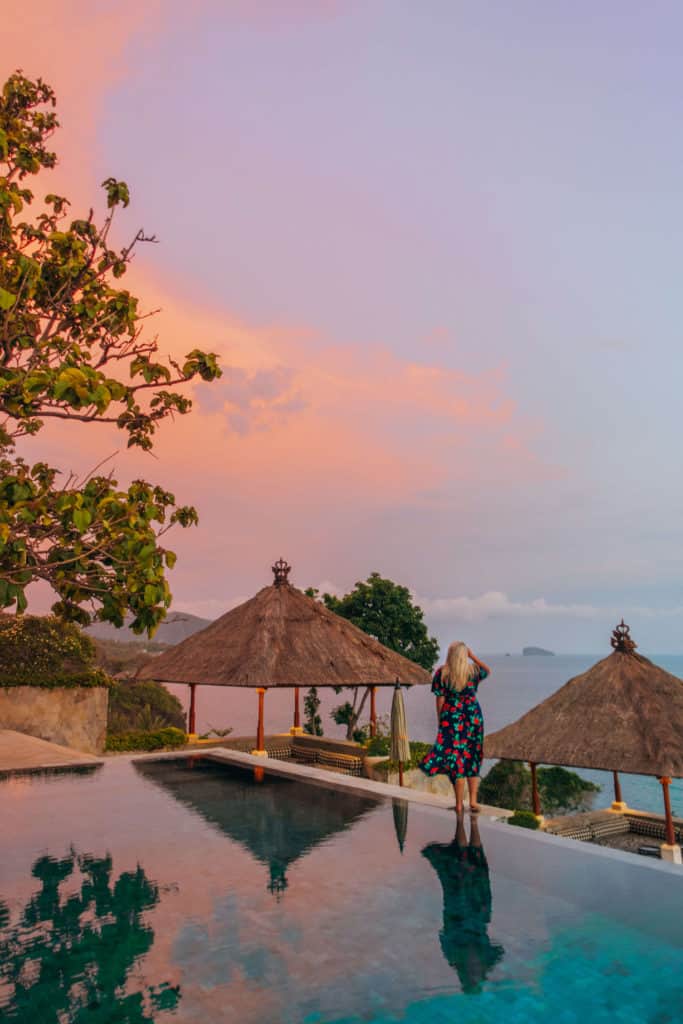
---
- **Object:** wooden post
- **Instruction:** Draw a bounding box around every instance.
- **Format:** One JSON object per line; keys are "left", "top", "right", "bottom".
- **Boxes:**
{"left": 370, "top": 686, "right": 377, "bottom": 738}
{"left": 255, "top": 687, "right": 266, "bottom": 753}
{"left": 529, "top": 761, "right": 541, "bottom": 817}
{"left": 293, "top": 687, "right": 301, "bottom": 730}
{"left": 188, "top": 683, "right": 197, "bottom": 735}
{"left": 613, "top": 770, "right": 623, "bottom": 804}
{"left": 660, "top": 776, "right": 676, "bottom": 847}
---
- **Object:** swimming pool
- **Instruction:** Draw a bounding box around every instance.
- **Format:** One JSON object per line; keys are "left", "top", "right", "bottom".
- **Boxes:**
{"left": 1, "top": 756, "right": 682, "bottom": 1023}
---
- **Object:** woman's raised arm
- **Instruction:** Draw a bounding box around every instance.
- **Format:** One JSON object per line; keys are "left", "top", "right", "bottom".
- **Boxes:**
{"left": 467, "top": 648, "right": 491, "bottom": 678}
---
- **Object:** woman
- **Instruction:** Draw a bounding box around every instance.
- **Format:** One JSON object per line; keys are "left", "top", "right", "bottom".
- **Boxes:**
{"left": 419, "top": 642, "right": 491, "bottom": 814}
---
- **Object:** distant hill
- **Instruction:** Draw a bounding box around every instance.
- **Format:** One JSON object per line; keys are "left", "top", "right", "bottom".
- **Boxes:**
{"left": 86, "top": 611, "right": 212, "bottom": 645}
{"left": 522, "top": 646, "right": 555, "bottom": 656}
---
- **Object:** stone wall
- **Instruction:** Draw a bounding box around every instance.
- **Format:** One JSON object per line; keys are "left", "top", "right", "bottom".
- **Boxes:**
{"left": 0, "top": 686, "right": 108, "bottom": 754}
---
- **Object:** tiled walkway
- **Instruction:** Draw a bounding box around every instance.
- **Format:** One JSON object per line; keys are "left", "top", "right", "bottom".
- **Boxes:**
{"left": 0, "top": 729, "right": 103, "bottom": 773}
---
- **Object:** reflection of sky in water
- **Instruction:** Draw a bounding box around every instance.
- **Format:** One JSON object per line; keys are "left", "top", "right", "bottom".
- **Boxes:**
{"left": 1, "top": 758, "right": 682, "bottom": 1024}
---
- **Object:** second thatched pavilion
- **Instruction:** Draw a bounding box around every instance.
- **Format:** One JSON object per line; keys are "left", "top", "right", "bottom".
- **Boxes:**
{"left": 485, "top": 621, "right": 683, "bottom": 863}
{"left": 141, "top": 559, "right": 431, "bottom": 750}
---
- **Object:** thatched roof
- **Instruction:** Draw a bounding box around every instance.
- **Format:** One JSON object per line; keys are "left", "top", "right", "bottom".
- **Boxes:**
{"left": 485, "top": 623, "right": 683, "bottom": 778}
{"left": 141, "top": 564, "right": 432, "bottom": 688}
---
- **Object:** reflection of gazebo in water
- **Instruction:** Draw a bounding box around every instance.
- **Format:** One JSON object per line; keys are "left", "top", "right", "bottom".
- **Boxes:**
{"left": 486, "top": 622, "right": 683, "bottom": 863}
{"left": 142, "top": 559, "right": 430, "bottom": 747}
{"left": 136, "top": 757, "right": 380, "bottom": 896}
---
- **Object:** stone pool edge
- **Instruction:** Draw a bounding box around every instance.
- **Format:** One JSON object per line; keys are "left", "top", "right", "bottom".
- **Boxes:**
{"left": 125, "top": 746, "right": 683, "bottom": 878}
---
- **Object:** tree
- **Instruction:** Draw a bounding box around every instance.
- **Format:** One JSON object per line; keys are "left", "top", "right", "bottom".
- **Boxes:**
{"left": 322, "top": 573, "right": 440, "bottom": 669}
{"left": 320, "top": 573, "right": 440, "bottom": 740}
{"left": 0, "top": 72, "right": 221, "bottom": 632}
{"left": 479, "top": 760, "right": 601, "bottom": 815}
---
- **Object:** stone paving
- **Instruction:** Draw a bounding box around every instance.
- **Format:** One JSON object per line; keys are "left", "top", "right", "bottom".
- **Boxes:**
{"left": 0, "top": 729, "right": 103, "bottom": 774}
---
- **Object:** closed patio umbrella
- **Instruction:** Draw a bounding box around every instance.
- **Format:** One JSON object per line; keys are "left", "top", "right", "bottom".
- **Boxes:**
{"left": 391, "top": 682, "right": 411, "bottom": 787}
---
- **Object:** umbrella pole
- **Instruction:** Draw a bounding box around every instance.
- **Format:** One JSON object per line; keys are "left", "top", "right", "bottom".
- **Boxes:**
{"left": 529, "top": 761, "right": 543, "bottom": 822}
{"left": 290, "top": 686, "right": 302, "bottom": 735}
{"left": 188, "top": 683, "right": 197, "bottom": 736}
{"left": 252, "top": 687, "right": 268, "bottom": 757}
{"left": 370, "top": 686, "right": 377, "bottom": 738}
{"left": 611, "top": 770, "right": 627, "bottom": 811}
{"left": 398, "top": 761, "right": 404, "bottom": 787}
{"left": 659, "top": 776, "right": 681, "bottom": 862}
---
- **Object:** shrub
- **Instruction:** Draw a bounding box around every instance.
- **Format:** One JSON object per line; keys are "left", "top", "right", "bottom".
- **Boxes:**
{"left": 0, "top": 615, "right": 109, "bottom": 688}
{"left": 480, "top": 759, "right": 601, "bottom": 815}
{"left": 105, "top": 727, "right": 186, "bottom": 752}
{"left": 107, "top": 679, "right": 185, "bottom": 734}
{"left": 508, "top": 810, "right": 540, "bottom": 830}
{"left": 369, "top": 740, "right": 431, "bottom": 777}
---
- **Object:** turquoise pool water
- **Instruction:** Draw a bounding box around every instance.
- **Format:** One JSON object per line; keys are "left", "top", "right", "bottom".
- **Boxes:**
{"left": 1, "top": 756, "right": 682, "bottom": 1023}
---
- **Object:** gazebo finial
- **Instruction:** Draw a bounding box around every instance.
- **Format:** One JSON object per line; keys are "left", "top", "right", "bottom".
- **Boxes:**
{"left": 611, "top": 619, "right": 637, "bottom": 654}
{"left": 272, "top": 558, "right": 292, "bottom": 587}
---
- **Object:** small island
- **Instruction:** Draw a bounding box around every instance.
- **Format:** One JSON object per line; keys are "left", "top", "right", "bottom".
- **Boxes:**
{"left": 523, "top": 646, "right": 555, "bottom": 656}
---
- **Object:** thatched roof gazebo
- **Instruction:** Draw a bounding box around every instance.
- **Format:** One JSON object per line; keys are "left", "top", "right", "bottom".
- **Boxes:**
{"left": 485, "top": 621, "right": 683, "bottom": 860}
{"left": 142, "top": 559, "right": 431, "bottom": 751}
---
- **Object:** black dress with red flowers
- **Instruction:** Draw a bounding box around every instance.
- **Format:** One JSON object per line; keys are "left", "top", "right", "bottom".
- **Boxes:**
{"left": 419, "top": 665, "right": 488, "bottom": 781}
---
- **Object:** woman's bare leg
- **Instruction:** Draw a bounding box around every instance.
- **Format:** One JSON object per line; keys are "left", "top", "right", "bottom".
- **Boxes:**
{"left": 455, "top": 812, "right": 467, "bottom": 847}
{"left": 467, "top": 776, "right": 481, "bottom": 812}
{"left": 454, "top": 778, "right": 466, "bottom": 814}
{"left": 469, "top": 817, "right": 482, "bottom": 848}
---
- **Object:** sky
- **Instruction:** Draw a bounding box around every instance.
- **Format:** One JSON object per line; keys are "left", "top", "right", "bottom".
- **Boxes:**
{"left": 6, "top": 0, "right": 683, "bottom": 653}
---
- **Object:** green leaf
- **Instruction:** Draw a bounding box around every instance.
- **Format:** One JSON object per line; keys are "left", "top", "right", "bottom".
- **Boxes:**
{"left": 0, "top": 287, "right": 16, "bottom": 311}
{"left": 72, "top": 509, "right": 92, "bottom": 532}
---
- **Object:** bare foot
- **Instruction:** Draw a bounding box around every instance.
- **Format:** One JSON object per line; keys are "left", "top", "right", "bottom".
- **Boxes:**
{"left": 469, "top": 804, "right": 482, "bottom": 814}
{"left": 455, "top": 804, "right": 465, "bottom": 815}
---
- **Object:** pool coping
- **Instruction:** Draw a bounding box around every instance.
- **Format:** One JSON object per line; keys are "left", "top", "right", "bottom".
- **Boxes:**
{"left": 126, "top": 746, "right": 683, "bottom": 878}
{"left": 129, "top": 744, "right": 512, "bottom": 817}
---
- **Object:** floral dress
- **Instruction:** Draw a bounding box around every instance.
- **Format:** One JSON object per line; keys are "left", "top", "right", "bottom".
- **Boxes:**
{"left": 419, "top": 666, "right": 488, "bottom": 780}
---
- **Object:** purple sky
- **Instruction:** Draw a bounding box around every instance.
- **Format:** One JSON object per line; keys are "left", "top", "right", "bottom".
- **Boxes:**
{"left": 8, "top": 1, "right": 683, "bottom": 652}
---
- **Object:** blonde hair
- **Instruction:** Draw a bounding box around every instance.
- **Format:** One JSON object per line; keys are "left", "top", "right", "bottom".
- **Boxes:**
{"left": 441, "top": 641, "right": 472, "bottom": 692}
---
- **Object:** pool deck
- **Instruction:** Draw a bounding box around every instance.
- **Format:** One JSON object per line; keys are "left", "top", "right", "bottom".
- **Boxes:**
{"left": 0, "top": 729, "right": 103, "bottom": 774}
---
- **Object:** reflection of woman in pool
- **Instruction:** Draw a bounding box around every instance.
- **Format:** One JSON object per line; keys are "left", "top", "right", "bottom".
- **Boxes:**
{"left": 421, "top": 816, "right": 504, "bottom": 994}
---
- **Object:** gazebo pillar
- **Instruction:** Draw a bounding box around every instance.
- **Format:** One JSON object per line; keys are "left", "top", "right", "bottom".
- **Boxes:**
{"left": 251, "top": 687, "right": 269, "bottom": 758}
{"left": 290, "top": 686, "right": 303, "bottom": 735}
{"left": 370, "top": 686, "right": 378, "bottom": 738}
{"left": 659, "top": 776, "right": 682, "bottom": 864}
{"left": 529, "top": 762, "right": 543, "bottom": 823}
{"left": 188, "top": 683, "right": 197, "bottom": 737}
{"left": 611, "top": 770, "right": 627, "bottom": 812}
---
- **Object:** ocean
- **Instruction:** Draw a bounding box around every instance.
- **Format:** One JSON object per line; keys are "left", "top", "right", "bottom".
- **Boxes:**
{"left": 167, "top": 653, "right": 683, "bottom": 817}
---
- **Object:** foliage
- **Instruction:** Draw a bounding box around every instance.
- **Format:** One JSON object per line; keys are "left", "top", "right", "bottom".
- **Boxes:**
{"left": 107, "top": 678, "right": 185, "bottom": 734}
{"left": 0, "top": 72, "right": 221, "bottom": 632}
{"left": 312, "top": 574, "right": 439, "bottom": 739}
{"left": 369, "top": 741, "right": 432, "bottom": 777}
{"left": 537, "top": 765, "right": 601, "bottom": 815}
{"left": 303, "top": 684, "right": 323, "bottom": 736}
{"left": 479, "top": 760, "right": 529, "bottom": 810}
{"left": 321, "top": 573, "right": 440, "bottom": 670}
{"left": 0, "top": 613, "right": 109, "bottom": 686}
{"left": 105, "top": 726, "right": 186, "bottom": 752}
{"left": 330, "top": 696, "right": 372, "bottom": 743}
{"left": 365, "top": 732, "right": 390, "bottom": 756}
{"left": 479, "top": 759, "right": 601, "bottom": 815}
{"left": 0, "top": 849, "right": 181, "bottom": 1021}
{"left": 508, "top": 809, "right": 540, "bottom": 829}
